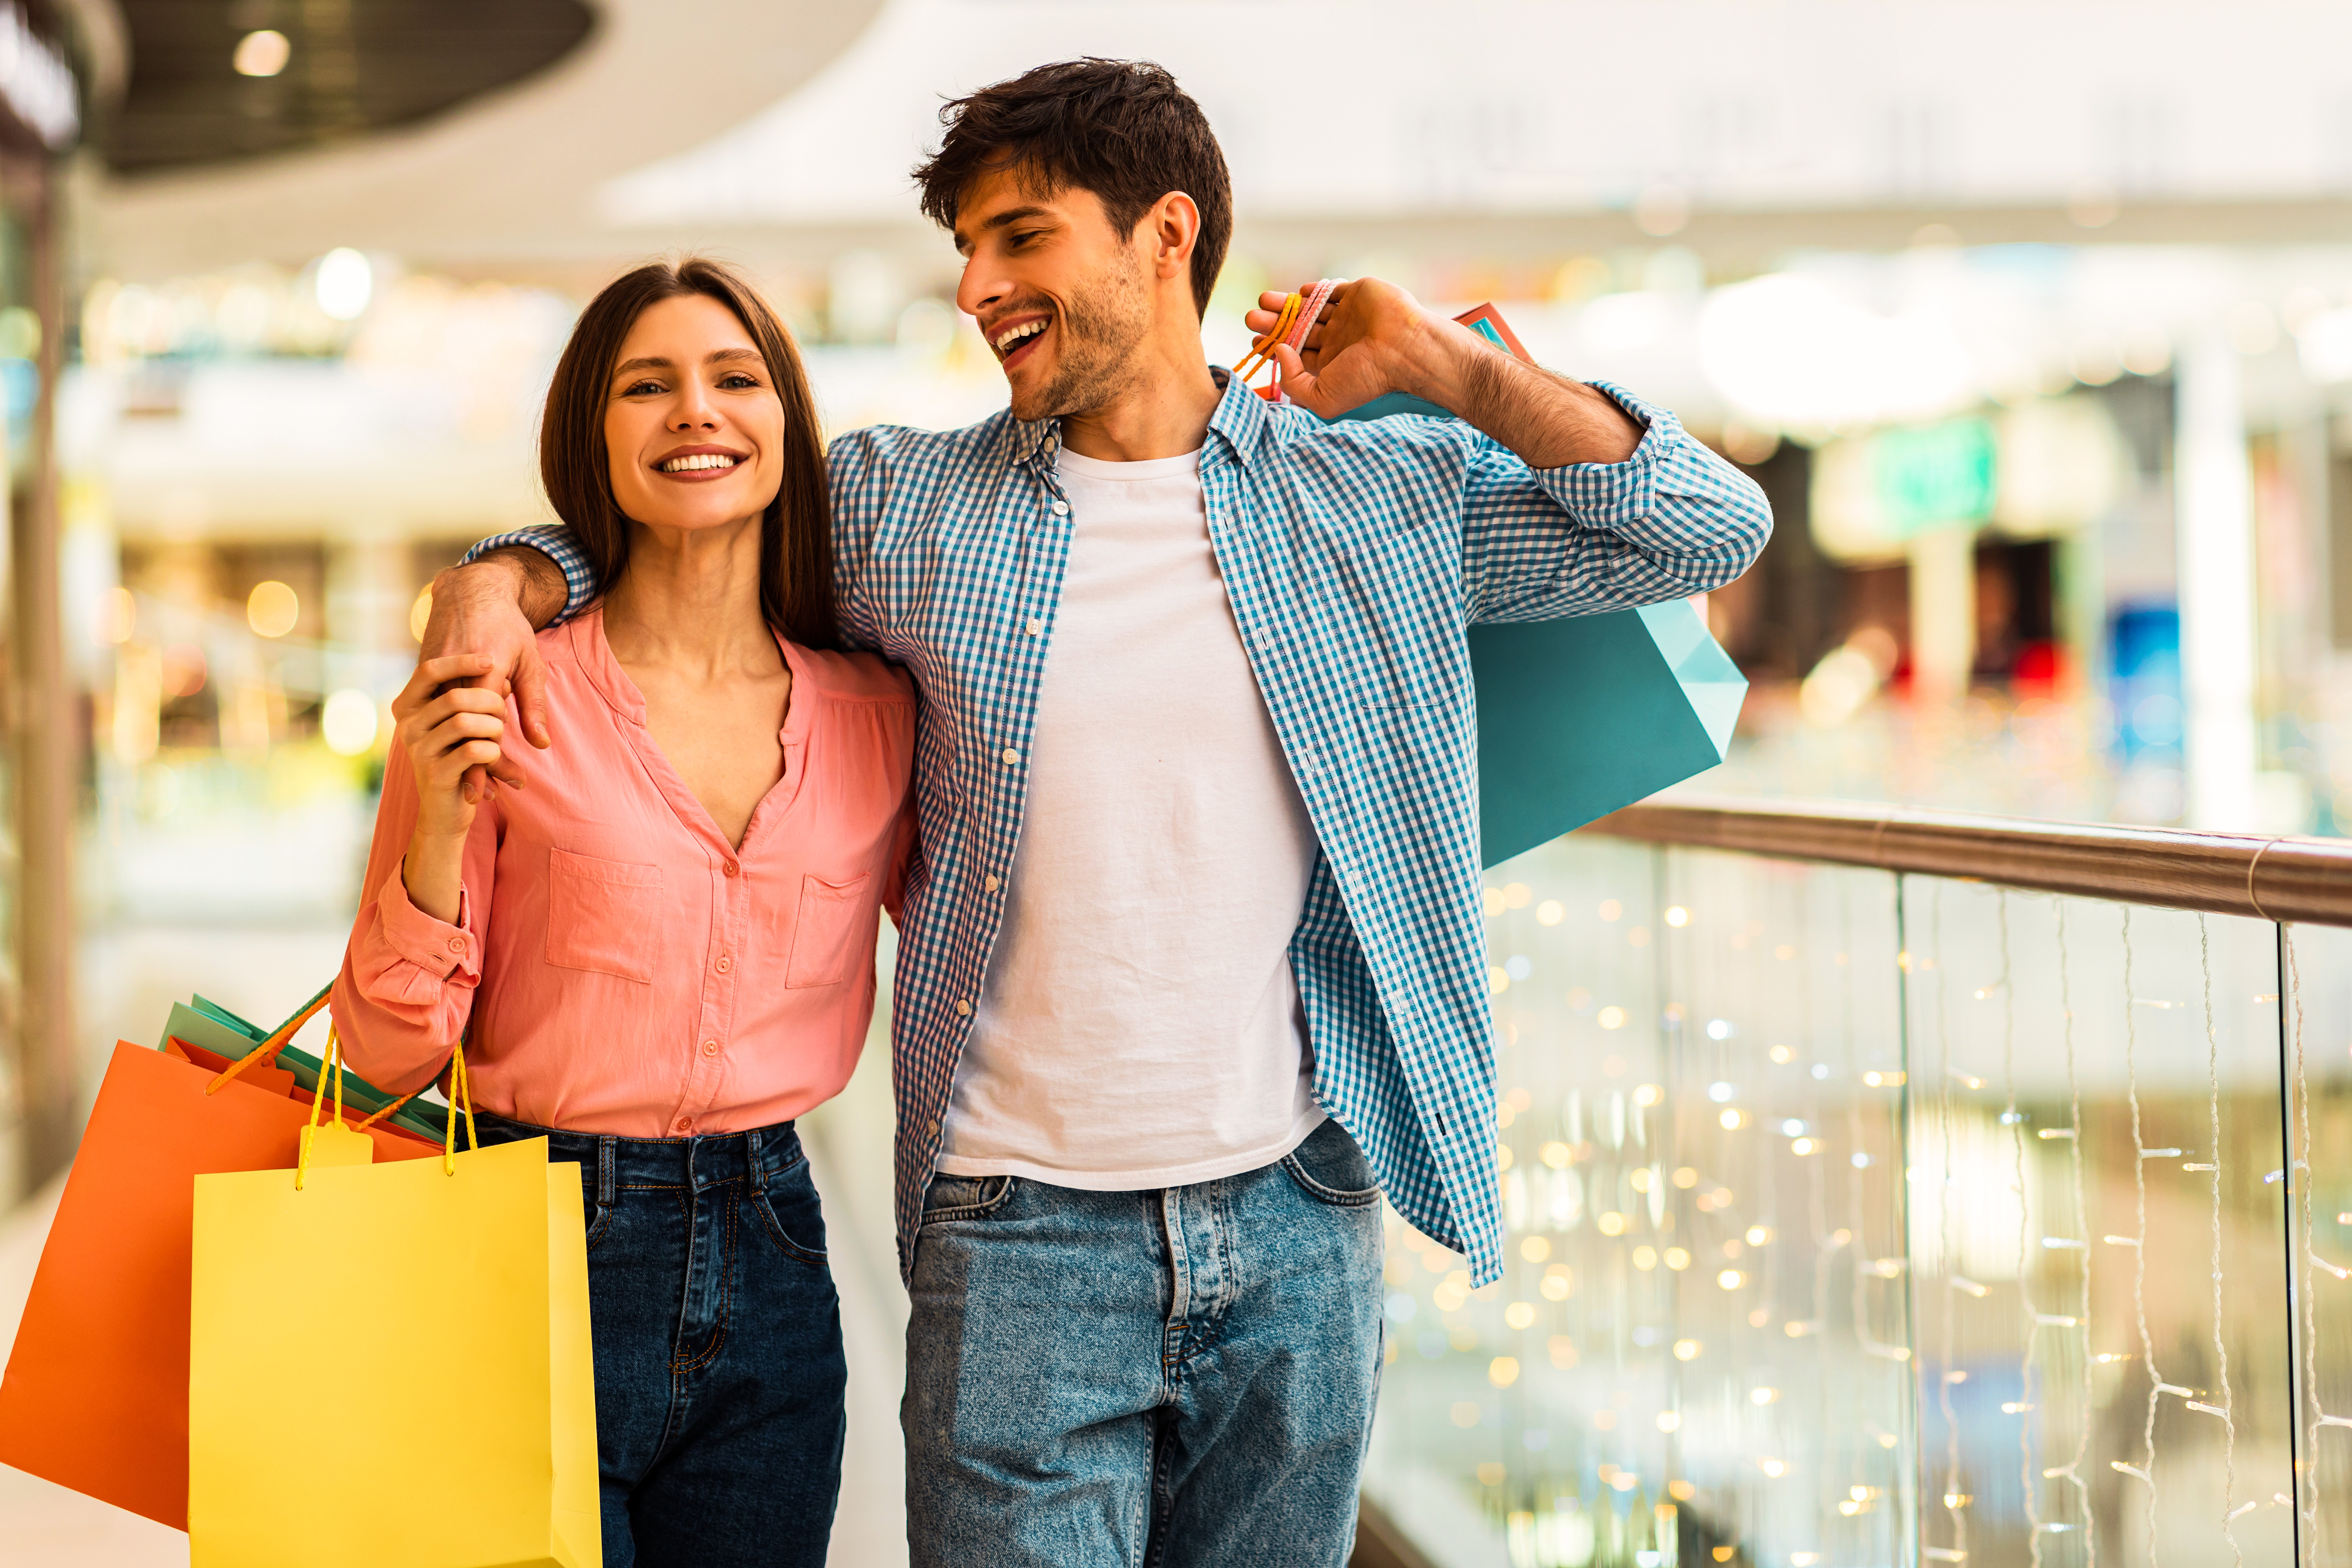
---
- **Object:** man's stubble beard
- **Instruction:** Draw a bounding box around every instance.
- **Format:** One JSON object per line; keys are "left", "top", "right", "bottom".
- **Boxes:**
{"left": 1011, "top": 248, "right": 1153, "bottom": 425}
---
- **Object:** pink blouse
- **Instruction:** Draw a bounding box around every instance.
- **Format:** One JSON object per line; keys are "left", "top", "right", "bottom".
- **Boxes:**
{"left": 333, "top": 608, "right": 916, "bottom": 1137}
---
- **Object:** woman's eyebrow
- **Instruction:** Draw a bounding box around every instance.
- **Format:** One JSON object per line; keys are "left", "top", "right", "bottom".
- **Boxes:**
{"left": 610, "top": 347, "right": 762, "bottom": 381}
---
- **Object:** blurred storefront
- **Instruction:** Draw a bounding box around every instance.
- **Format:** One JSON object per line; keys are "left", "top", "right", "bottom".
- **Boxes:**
{"left": 0, "top": 0, "right": 87, "bottom": 1213}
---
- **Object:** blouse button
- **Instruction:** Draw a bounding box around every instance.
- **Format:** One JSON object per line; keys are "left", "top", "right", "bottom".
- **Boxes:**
{"left": 723, "top": 861, "right": 740, "bottom": 878}
{"left": 716, "top": 955, "right": 732, "bottom": 974}
{"left": 702, "top": 1039, "right": 720, "bottom": 1057}
{"left": 673, "top": 1118, "right": 691, "bottom": 1135}
{"left": 446, "top": 937, "right": 465, "bottom": 954}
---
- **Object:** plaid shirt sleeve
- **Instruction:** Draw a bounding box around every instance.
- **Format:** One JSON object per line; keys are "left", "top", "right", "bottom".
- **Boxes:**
{"left": 1457, "top": 380, "right": 1772, "bottom": 624}
{"left": 458, "top": 526, "right": 598, "bottom": 626}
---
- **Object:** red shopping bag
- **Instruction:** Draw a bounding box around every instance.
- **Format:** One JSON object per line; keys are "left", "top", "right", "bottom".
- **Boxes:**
{"left": 0, "top": 990, "right": 437, "bottom": 1529}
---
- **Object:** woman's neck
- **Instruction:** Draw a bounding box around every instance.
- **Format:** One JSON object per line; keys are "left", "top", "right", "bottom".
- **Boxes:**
{"left": 601, "top": 515, "right": 779, "bottom": 678}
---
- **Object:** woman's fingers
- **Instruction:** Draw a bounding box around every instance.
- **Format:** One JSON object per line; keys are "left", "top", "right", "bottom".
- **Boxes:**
{"left": 393, "top": 655, "right": 494, "bottom": 719}
{"left": 418, "top": 710, "right": 506, "bottom": 760}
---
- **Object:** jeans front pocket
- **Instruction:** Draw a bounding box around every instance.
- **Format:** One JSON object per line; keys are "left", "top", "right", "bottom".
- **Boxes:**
{"left": 919, "top": 1173, "right": 1017, "bottom": 1226}
{"left": 784, "top": 870, "right": 875, "bottom": 988}
{"left": 1283, "top": 1119, "right": 1381, "bottom": 1207}
{"left": 754, "top": 1158, "right": 830, "bottom": 1268}
{"left": 545, "top": 849, "right": 662, "bottom": 983}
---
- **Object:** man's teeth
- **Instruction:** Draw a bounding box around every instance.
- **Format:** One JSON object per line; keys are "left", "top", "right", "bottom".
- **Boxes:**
{"left": 994, "top": 319, "right": 1048, "bottom": 353}
{"left": 660, "top": 454, "right": 739, "bottom": 472}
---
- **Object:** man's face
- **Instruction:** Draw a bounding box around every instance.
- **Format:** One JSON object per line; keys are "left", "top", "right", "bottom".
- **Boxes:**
{"left": 953, "top": 168, "right": 1155, "bottom": 424}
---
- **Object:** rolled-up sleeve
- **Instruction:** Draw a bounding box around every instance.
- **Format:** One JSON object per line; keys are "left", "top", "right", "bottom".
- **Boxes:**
{"left": 332, "top": 748, "right": 498, "bottom": 1096}
{"left": 1461, "top": 381, "right": 1773, "bottom": 624}
{"left": 460, "top": 526, "right": 599, "bottom": 627}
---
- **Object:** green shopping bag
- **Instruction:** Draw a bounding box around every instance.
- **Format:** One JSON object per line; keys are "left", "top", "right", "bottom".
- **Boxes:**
{"left": 1325, "top": 303, "right": 1749, "bottom": 866}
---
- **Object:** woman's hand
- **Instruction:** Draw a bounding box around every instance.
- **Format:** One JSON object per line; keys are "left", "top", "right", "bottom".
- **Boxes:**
{"left": 392, "top": 655, "right": 508, "bottom": 924}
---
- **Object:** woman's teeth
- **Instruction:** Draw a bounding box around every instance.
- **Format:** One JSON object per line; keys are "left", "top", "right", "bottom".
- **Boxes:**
{"left": 994, "top": 319, "right": 1047, "bottom": 353}
{"left": 660, "top": 454, "right": 739, "bottom": 472}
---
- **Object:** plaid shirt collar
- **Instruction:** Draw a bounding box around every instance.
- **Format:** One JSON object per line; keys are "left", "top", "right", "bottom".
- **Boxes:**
{"left": 1003, "top": 366, "right": 1268, "bottom": 474}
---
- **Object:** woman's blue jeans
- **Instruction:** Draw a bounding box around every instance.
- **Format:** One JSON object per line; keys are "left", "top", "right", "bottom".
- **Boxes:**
{"left": 471, "top": 1110, "right": 846, "bottom": 1568}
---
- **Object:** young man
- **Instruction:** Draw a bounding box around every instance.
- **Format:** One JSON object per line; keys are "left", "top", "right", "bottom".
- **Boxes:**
{"left": 430, "top": 58, "right": 1769, "bottom": 1566}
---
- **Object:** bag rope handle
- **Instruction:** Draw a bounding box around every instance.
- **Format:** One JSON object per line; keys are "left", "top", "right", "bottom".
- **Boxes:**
{"left": 1234, "top": 277, "right": 1339, "bottom": 389}
{"left": 204, "top": 981, "right": 334, "bottom": 1096}
{"left": 440, "top": 1038, "right": 478, "bottom": 1176}
{"left": 293, "top": 1026, "right": 351, "bottom": 1192}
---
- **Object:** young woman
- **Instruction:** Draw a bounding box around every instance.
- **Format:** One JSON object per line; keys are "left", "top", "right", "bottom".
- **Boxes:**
{"left": 333, "top": 257, "right": 913, "bottom": 1566}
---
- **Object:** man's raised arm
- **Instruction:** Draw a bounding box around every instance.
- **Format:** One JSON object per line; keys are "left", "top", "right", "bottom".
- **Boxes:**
{"left": 418, "top": 542, "right": 573, "bottom": 783}
{"left": 1247, "top": 278, "right": 1643, "bottom": 467}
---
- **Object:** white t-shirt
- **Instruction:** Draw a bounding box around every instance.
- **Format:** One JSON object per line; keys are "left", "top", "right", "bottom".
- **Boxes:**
{"left": 933, "top": 446, "right": 1327, "bottom": 1189}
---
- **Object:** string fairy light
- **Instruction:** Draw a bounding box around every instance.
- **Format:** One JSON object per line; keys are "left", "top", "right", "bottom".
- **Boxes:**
{"left": 2118, "top": 907, "right": 2165, "bottom": 1565}
{"left": 2199, "top": 916, "right": 2245, "bottom": 1568}
{"left": 2052, "top": 904, "right": 2095, "bottom": 1565}
{"left": 2284, "top": 929, "right": 2316, "bottom": 1566}
{"left": 1929, "top": 884, "right": 1969, "bottom": 1566}
{"left": 1996, "top": 893, "right": 2048, "bottom": 1567}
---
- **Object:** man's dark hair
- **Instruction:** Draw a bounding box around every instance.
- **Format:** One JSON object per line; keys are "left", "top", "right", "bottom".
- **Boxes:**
{"left": 912, "top": 58, "right": 1232, "bottom": 318}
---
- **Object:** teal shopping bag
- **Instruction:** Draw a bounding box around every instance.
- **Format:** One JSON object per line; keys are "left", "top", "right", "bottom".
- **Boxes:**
{"left": 1319, "top": 303, "right": 1749, "bottom": 866}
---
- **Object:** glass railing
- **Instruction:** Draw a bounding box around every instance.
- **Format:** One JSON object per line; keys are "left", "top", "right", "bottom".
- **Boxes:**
{"left": 1358, "top": 798, "right": 2352, "bottom": 1568}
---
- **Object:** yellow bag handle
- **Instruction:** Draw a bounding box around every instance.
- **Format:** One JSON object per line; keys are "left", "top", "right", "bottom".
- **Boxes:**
{"left": 440, "top": 1038, "right": 479, "bottom": 1176}
{"left": 294, "top": 1026, "right": 351, "bottom": 1192}
{"left": 209, "top": 979, "right": 478, "bottom": 1174}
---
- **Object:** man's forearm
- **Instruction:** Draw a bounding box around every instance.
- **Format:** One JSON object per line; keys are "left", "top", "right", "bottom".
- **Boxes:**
{"left": 1428, "top": 329, "right": 1644, "bottom": 470}
{"left": 441, "top": 545, "right": 569, "bottom": 631}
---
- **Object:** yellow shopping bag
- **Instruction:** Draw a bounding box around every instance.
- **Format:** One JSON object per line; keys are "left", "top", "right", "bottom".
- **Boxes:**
{"left": 188, "top": 1042, "right": 600, "bottom": 1568}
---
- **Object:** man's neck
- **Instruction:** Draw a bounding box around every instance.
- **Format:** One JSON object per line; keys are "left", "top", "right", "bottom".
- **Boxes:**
{"left": 1054, "top": 340, "right": 1223, "bottom": 463}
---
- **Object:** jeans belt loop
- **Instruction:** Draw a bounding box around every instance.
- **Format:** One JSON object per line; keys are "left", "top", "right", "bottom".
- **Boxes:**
{"left": 597, "top": 1134, "right": 616, "bottom": 1209}
{"left": 746, "top": 1127, "right": 768, "bottom": 1195}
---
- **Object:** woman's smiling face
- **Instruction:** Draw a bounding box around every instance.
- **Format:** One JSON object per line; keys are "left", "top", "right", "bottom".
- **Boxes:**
{"left": 604, "top": 292, "right": 786, "bottom": 535}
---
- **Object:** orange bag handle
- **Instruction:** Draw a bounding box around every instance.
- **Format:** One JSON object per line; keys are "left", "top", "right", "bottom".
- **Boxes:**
{"left": 203, "top": 981, "right": 334, "bottom": 1096}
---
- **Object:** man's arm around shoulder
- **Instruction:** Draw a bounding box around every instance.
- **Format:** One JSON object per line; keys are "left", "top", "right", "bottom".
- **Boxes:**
{"left": 418, "top": 544, "right": 570, "bottom": 780}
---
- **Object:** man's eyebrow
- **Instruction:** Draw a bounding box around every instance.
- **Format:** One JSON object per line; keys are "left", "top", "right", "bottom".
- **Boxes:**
{"left": 610, "top": 347, "right": 764, "bottom": 380}
{"left": 953, "top": 204, "right": 1059, "bottom": 252}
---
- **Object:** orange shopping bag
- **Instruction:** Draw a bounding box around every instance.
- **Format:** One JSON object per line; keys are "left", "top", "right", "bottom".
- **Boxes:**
{"left": 0, "top": 986, "right": 439, "bottom": 1528}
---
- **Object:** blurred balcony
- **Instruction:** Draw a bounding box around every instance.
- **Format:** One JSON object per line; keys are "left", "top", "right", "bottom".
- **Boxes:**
{"left": 1358, "top": 798, "right": 2352, "bottom": 1568}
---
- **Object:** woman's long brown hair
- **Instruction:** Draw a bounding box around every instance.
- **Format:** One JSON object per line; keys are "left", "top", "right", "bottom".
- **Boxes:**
{"left": 538, "top": 256, "right": 838, "bottom": 648}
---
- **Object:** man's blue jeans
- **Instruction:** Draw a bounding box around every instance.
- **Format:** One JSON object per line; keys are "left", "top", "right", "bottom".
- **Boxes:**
{"left": 904, "top": 1117, "right": 1386, "bottom": 1566}
{"left": 471, "top": 1109, "right": 847, "bottom": 1568}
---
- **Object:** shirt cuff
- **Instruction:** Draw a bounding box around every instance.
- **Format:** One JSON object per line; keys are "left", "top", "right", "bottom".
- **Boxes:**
{"left": 1533, "top": 380, "right": 1666, "bottom": 524}
{"left": 460, "top": 526, "right": 597, "bottom": 627}
{"left": 376, "top": 863, "right": 481, "bottom": 981}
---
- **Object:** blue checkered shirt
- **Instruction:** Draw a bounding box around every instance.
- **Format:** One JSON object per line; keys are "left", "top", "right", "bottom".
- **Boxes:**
{"left": 468, "top": 373, "right": 1769, "bottom": 1285}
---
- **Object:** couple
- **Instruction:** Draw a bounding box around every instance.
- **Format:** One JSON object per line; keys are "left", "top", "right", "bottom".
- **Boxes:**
{"left": 331, "top": 57, "right": 1771, "bottom": 1568}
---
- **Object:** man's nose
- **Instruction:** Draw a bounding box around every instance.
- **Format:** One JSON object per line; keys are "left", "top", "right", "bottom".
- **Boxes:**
{"left": 955, "top": 257, "right": 1005, "bottom": 320}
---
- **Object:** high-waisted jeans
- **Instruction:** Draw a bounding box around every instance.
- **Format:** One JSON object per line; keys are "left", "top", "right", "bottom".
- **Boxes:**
{"left": 470, "top": 1109, "right": 846, "bottom": 1568}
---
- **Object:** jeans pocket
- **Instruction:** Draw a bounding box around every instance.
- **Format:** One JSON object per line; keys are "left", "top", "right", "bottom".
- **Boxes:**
{"left": 753, "top": 1163, "right": 830, "bottom": 1268}
{"left": 918, "top": 1173, "right": 1017, "bottom": 1226}
{"left": 1283, "top": 1119, "right": 1381, "bottom": 1207}
{"left": 582, "top": 1198, "right": 615, "bottom": 1253}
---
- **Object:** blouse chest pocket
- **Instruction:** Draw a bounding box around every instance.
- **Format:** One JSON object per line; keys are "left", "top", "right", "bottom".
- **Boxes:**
{"left": 546, "top": 849, "right": 663, "bottom": 984}
{"left": 785, "top": 872, "right": 873, "bottom": 989}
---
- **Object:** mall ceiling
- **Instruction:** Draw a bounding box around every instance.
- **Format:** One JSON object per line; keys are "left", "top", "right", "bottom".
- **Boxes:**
{"left": 104, "top": 0, "right": 594, "bottom": 173}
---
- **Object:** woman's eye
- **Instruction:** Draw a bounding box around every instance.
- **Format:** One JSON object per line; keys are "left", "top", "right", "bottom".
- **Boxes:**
{"left": 717, "top": 373, "right": 759, "bottom": 390}
{"left": 621, "top": 379, "right": 665, "bottom": 397}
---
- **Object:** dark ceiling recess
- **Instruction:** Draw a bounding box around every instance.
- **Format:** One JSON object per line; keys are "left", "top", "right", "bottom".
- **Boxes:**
{"left": 105, "top": 0, "right": 595, "bottom": 174}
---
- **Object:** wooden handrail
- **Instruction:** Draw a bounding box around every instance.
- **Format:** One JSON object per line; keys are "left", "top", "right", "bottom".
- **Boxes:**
{"left": 1581, "top": 795, "right": 2352, "bottom": 929}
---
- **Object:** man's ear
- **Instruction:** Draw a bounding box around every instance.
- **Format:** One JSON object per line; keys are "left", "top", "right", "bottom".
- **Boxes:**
{"left": 1145, "top": 192, "right": 1200, "bottom": 285}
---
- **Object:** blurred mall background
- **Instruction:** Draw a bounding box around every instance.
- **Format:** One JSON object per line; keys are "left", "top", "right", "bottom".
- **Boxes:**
{"left": 5, "top": 2, "right": 2352, "bottom": 1563}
